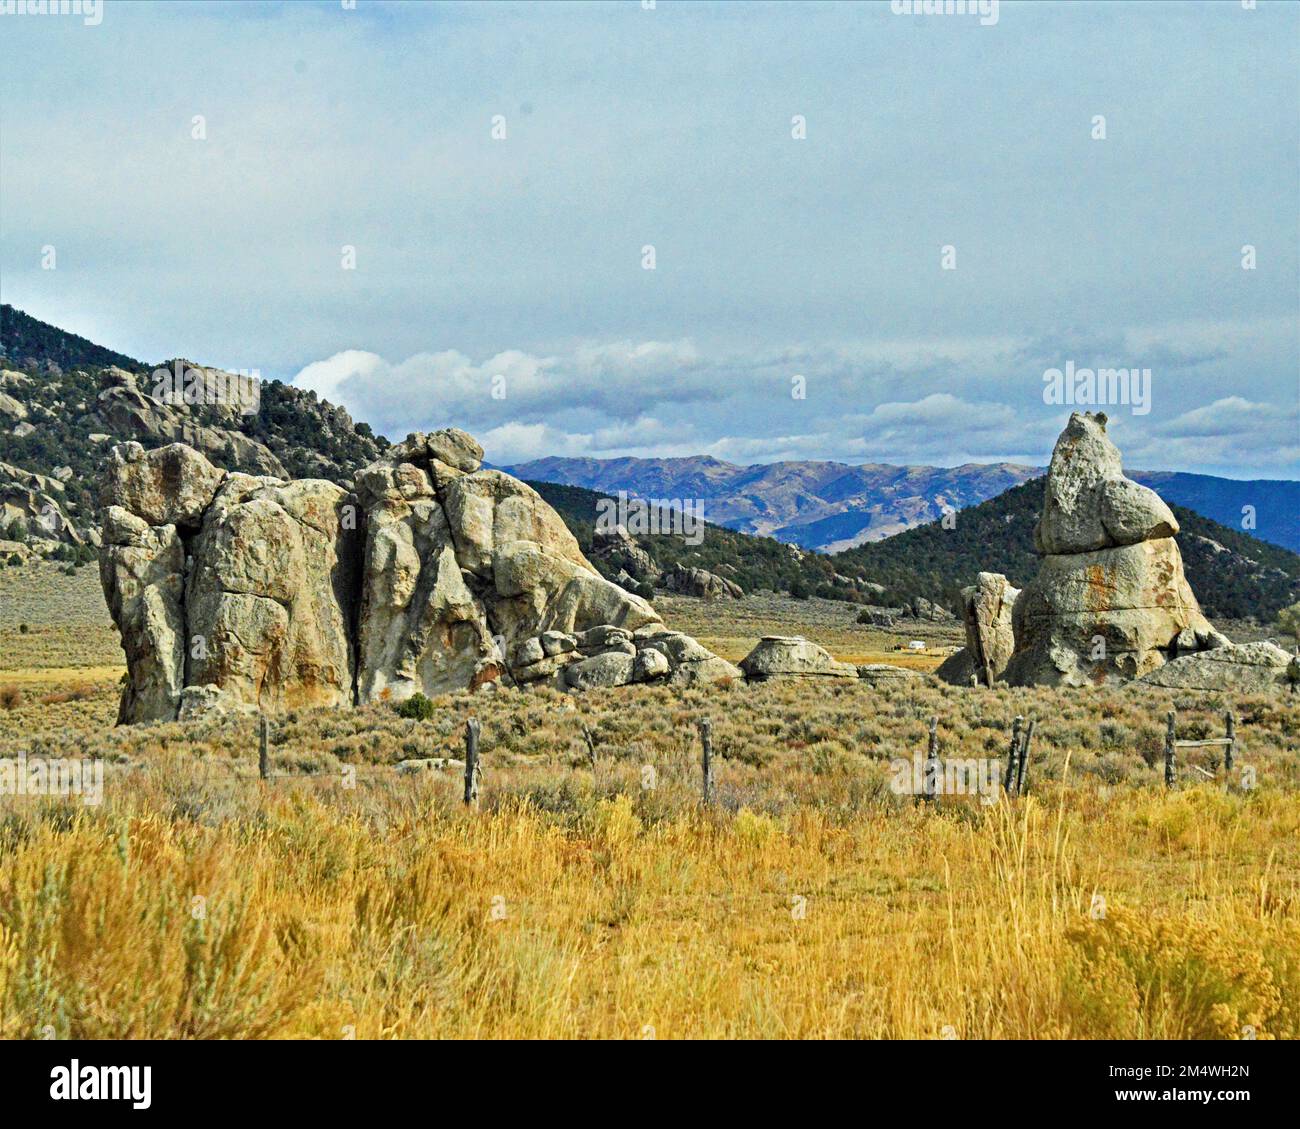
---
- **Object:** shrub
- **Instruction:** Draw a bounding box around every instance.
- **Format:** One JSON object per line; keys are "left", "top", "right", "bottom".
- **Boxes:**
{"left": 0, "top": 685, "right": 22, "bottom": 710}
{"left": 395, "top": 693, "right": 435, "bottom": 721}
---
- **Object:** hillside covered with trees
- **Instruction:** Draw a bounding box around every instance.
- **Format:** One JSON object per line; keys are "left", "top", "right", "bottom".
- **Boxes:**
{"left": 837, "top": 477, "right": 1300, "bottom": 622}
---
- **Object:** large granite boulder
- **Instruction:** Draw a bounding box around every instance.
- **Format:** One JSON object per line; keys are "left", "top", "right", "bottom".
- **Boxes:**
{"left": 856, "top": 663, "right": 922, "bottom": 686}
{"left": 100, "top": 432, "right": 738, "bottom": 721}
{"left": 1138, "top": 641, "right": 1293, "bottom": 692}
{"left": 1003, "top": 413, "right": 1227, "bottom": 686}
{"left": 740, "top": 635, "right": 858, "bottom": 680}
{"left": 99, "top": 506, "right": 186, "bottom": 723}
{"left": 937, "top": 572, "right": 1021, "bottom": 686}
{"left": 1035, "top": 412, "right": 1177, "bottom": 555}
{"left": 183, "top": 475, "right": 361, "bottom": 716}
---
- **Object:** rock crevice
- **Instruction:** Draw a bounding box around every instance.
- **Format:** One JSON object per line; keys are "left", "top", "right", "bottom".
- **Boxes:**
{"left": 101, "top": 432, "right": 739, "bottom": 722}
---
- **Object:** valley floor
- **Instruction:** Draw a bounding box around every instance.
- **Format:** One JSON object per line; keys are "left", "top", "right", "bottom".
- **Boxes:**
{"left": 0, "top": 566, "right": 1297, "bottom": 1038}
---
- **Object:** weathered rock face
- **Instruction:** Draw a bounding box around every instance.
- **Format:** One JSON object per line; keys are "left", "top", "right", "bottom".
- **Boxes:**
{"left": 101, "top": 432, "right": 739, "bottom": 722}
{"left": 740, "top": 635, "right": 858, "bottom": 680}
{"left": 99, "top": 505, "right": 186, "bottom": 723}
{"left": 1034, "top": 412, "right": 1177, "bottom": 555}
{"left": 183, "top": 474, "right": 360, "bottom": 716}
{"left": 939, "top": 572, "right": 1020, "bottom": 686}
{"left": 100, "top": 443, "right": 360, "bottom": 721}
{"left": 1004, "top": 413, "right": 1226, "bottom": 687}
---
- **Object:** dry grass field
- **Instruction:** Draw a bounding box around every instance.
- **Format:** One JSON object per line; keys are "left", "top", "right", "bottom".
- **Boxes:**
{"left": 1, "top": 568, "right": 1298, "bottom": 1039}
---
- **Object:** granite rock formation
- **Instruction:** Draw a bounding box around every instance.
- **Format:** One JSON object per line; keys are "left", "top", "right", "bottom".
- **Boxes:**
{"left": 100, "top": 433, "right": 740, "bottom": 722}
{"left": 1002, "top": 413, "right": 1228, "bottom": 686}
{"left": 936, "top": 572, "right": 1021, "bottom": 686}
{"left": 740, "top": 635, "right": 858, "bottom": 680}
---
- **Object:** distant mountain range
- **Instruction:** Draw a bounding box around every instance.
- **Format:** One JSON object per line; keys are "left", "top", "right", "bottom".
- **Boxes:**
{"left": 502, "top": 456, "right": 1300, "bottom": 554}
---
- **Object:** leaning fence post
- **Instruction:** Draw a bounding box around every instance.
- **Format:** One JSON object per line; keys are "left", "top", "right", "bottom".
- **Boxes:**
{"left": 464, "top": 718, "right": 481, "bottom": 808}
{"left": 699, "top": 718, "right": 713, "bottom": 805}
{"left": 1224, "top": 710, "right": 1235, "bottom": 773}
{"left": 258, "top": 716, "right": 269, "bottom": 781}
{"left": 1004, "top": 715, "right": 1023, "bottom": 794}
{"left": 923, "top": 716, "right": 939, "bottom": 804}
{"left": 1164, "top": 710, "right": 1177, "bottom": 787}
{"left": 1016, "top": 719, "right": 1036, "bottom": 795}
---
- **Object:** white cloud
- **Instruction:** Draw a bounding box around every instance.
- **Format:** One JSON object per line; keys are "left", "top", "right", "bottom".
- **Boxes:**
{"left": 293, "top": 327, "right": 1299, "bottom": 477}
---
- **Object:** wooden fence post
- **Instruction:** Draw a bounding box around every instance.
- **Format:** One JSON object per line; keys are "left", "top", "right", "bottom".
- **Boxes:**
{"left": 923, "top": 716, "right": 939, "bottom": 804}
{"left": 699, "top": 718, "right": 713, "bottom": 805}
{"left": 1016, "top": 719, "right": 1035, "bottom": 795}
{"left": 1164, "top": 710, "right": 1176, "bottom": 787}
{"left": 1224, "top": 710, "right": 1235, "bottom": 773}
{"left": 258, "top": 716, "right": 269, "bottom": 781}
{"left": 1004, "top": 715, "right": 1023, "bottom": 794}
{"left": 581, "top": 722, "right": 598, "bottom": 786}
{"left": 464, "top": 718, "right": 481, "bottom": 808}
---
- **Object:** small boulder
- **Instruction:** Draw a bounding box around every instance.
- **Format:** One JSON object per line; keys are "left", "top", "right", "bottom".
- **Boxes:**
{"left": 740, "top": 635, "right": 858, "bottom": 680}
{"left": 633, "top": 647, "right": 670, "bottom": 681}
{"left": 564, "top": 651, "right": 636, "bottom": 690}
{"left": 855, "top": 663, "right": 921, "bottom": 686}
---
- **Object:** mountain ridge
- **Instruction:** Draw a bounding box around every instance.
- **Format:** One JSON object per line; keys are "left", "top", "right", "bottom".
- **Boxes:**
{"left": 2, "top": 305, "right": 1295, "bottom": 626}
{"left": 502, "top": 455, "right": 1299, "bottom": 554}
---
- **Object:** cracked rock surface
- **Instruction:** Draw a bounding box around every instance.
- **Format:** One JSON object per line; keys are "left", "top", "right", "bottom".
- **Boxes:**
{"left": 100, "top": 432, "right": 739, "bottom": 722}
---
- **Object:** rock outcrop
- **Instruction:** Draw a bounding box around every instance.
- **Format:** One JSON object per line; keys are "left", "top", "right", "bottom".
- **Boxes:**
{"left": 1, "top": 460, "right": 87, "bottom": 547}
{"left": 661, "top": 563, "right": 744, "bottom": 599}
{"left": 97, "top": 367, "right": 287, "bottom": 478}
{"left": 101, "top": 433, "right": 739, "bottom": 722}
{"left": 903, "top": 595, "right": 955, "bottom": 623}
{"left": 937, "top": 572, "right": 1020, "bottom": 686}
{"left": 1002, "top": 413, "right": 1228, "bottom": 686}
{"left": 589, "top": 524, "right": 660, "bottom": 585}
{"left": 740, "top": 635, "right": 858, "bottom": 680}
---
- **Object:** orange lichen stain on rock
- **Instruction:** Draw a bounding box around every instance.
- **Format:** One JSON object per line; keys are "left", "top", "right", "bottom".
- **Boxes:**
{"left": 1085, "top": 564, "right": 1113, "bottom": 614}
{"left": 468, "top": 663, "right": 503, "bottom": 692}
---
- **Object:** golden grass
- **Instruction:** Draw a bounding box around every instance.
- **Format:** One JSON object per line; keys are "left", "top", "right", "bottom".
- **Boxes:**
{"left": 1, "top": 768, "right": 1296, "bottom": 1039}
{"left": 0, "top": 569, "right": 1296, "bottom": 1038}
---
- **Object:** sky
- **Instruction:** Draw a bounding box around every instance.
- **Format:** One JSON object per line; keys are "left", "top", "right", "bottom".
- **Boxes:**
{"left": 1, "top": 0, "right": 1297, "bottom": 477}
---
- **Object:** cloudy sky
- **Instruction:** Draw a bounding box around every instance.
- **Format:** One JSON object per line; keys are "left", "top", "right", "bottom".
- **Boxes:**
{"left": 2, "top": 0, "right": 1296, "bottom": 476}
